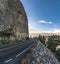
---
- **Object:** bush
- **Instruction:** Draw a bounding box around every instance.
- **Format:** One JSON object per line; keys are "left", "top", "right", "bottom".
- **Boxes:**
{"left": 56, "top": 50, "right": 60, "bottom": 57}
{"left": 55, "top": 50, "right": 60, "bottom": 61}
{"left": 38, "top": 35, "right": 46, "bottom": 46}
{"left": 47, "top": 38, "right": 57, "bottom": 52}
{"left": 0, "top": 40, "right": 9, "bottom": 45}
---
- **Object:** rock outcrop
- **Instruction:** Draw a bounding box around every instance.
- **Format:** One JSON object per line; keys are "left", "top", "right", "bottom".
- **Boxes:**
{"left": 22, "top": 40, "right": 60, "bottom": 64}
{"left": 0, "top": 0, "right": 28, "bottom": 40}
{"left": 31, "top": 40, "right": 59, "bottom": 64}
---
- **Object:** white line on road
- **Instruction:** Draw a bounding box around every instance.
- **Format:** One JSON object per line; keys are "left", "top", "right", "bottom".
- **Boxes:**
{"left": 4, "top": 43, "right": 33, "bottom": 63}
{"left": 16, "top": 44, "right": 33, "bottom": 57}
{"left": 4, "top": 58, "right": 13, "bottom": 63}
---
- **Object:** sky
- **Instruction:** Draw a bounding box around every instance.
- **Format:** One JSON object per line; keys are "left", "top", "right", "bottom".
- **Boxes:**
{"left": 21, "top": 0, "right": 60, "bottom": 33}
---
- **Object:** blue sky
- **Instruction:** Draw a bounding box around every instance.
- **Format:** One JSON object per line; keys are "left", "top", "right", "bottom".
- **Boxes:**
{"left": 21, "top": 0, "right": 60, "bottom": 33}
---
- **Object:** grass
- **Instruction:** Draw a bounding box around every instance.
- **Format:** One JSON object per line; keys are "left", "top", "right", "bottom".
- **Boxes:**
{"left": 0, "top": 40, "right": 10, "bottom": 46}
{"left": 0, "top": 38, "right": 29, "bottom": 46}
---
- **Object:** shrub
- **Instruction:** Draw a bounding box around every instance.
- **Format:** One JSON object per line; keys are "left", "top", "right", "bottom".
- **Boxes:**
{"left": 56, "top": 50, "right": 60, "bottom": 57}
{"left": 38, "top": 35, "right": 46, "bottom": 46}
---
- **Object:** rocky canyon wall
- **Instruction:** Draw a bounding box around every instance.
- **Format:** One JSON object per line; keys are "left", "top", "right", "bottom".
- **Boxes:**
{"left": 0, "top": 0, "right": 28, "bottom": 40}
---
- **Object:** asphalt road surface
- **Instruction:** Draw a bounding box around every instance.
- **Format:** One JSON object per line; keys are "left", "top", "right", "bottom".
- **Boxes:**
{"left": 0, "top": 39, "right": 36, "bottom": 64}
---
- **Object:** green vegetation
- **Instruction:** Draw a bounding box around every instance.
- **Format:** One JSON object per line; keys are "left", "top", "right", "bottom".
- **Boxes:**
{"left": 0, "top": 29, "right": 29, "bottom": 46}
{"left": 38, "top": 35, "right": 46, "bottom": 46}
{"left": 56, "top": 50, "right": 60, "bottom": 57}
{"left": 0, "top": 40, "right": 9, "bottom": 46}
{"left": 47, "top": 37, "right": 58, "bottom": 52}
{"left": 38, "top": 35, "right": 60, "bottom": 61}
{"left": 0, "top": 38, "right": 29, "bottom": 46}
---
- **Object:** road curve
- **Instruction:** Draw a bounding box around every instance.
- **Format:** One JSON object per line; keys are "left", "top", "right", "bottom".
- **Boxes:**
{"left": 0, "top": 39, "right": 36, "bottom": 64}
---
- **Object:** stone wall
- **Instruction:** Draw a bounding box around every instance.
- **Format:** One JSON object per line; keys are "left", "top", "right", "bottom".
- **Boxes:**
{"left": 30, "top": 40, "right": 59, "bottom": 64}
{"left": 0, "top": 0, "right": 28, "bottom": 40}
{"left": 22, "top": 40, "right": 60, "bottom": 64}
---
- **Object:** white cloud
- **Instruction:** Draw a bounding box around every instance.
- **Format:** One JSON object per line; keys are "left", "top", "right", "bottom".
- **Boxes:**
{"left": 48, "top": 22, "right": 52, "bottom": 24}
{"left": 39, "top": 20, "right": 47, "bottom": 23}
{"left": 29, "top": 29, "right": 40, "bottom": 33}
{"left": 38, "top": 20, "right": 57, "bottom": 28}
{"left": 29, "top": 28, "right": 60, "bottom": 34}
{"left": 52, "top": 29, "right": 60, "bottom": 33}
{"left": 29, "top": 29, "right": 35, "bottom": 33}
{"left": 29, "top": 28, "right": 52, "bottom": 33}
{"left": 39, "top": 20, "right": 53, "bottom": 24}
{"left": 29, "top": 19, "right": 58, "bottom": 34}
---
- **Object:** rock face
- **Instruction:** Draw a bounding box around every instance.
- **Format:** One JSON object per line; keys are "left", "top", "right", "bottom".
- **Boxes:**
{"left": 0, "top": 0, "right": 28, "bottom": 40}
{"left": 30, "top": 40, "right": 60, "bottom": 64}
{"left": 22, "top": 40, "right": 60, "bottom": 64}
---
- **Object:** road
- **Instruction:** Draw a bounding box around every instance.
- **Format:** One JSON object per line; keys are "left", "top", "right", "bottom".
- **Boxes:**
{"left": 0, "top": 39, "right": 36, "bottom": 64}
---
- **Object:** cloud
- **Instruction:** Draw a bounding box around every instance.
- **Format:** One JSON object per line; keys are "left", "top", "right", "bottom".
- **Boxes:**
{"left": 38, "top": 20, "right": 57, "bottom": 27}
{"left": 29, "top": 29, "right": 36, "bottom": 33}
{"left": 29, "top": 28, "right": 60, "bottom": 34}
{"left": 48, "top": 22, "right": 52, "bottom": 24}
{"left": 29, "top": 19, "right": 58, "bottom": 34}
{"left": 29, "top": 28, "right": 52, "bottom": 33}
{"left": 29, "top": 29, "right": 43, "bottom": 33}
{"left": 39, "top": 20, "right": 47, "bottom": 24}
{"left": 52, "top": 29, "right": 60, "bottom": 33}
{"left": 39, "top": 20, "right": 53, "bottom": 24}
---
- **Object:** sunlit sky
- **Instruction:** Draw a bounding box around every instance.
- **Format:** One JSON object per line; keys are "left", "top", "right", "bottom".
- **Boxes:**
{"left": 21, "top": 0, "right": 60, "bottom": 33}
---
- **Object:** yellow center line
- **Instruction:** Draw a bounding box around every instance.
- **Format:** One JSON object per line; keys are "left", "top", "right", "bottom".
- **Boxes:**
{"left": 0, "top": 43, "right": 25, "bottom": 51}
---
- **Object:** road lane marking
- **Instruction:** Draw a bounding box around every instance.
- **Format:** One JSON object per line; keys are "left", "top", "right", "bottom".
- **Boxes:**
{"left": 0, "top": 43, "right": 25, "bottom": 51}
{"left": 0, "top": 40, "right": 33, "bottom": 51}
{"left": 4, "top": 43, "right": 34, "bottom": 63}
{"left": 4, "top": 58, "right": 13, "bottom": 63}
{"left": 16, "top": 44, "right": 33, "bottom": 57}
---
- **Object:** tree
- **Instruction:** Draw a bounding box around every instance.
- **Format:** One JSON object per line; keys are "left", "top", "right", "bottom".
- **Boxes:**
{"left": 47, "top": 36, "right": 58, "bottom": 52}
{"left": 38, "top": 35, "right": 46, "bottom": 46}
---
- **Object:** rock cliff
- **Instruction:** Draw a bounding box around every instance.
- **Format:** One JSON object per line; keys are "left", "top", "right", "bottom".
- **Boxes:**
{"left": 22, "top": 40, "right": 60, "bottom": 64}
{"left": 0, "top": 0, "right": 28, "bottom": 40}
